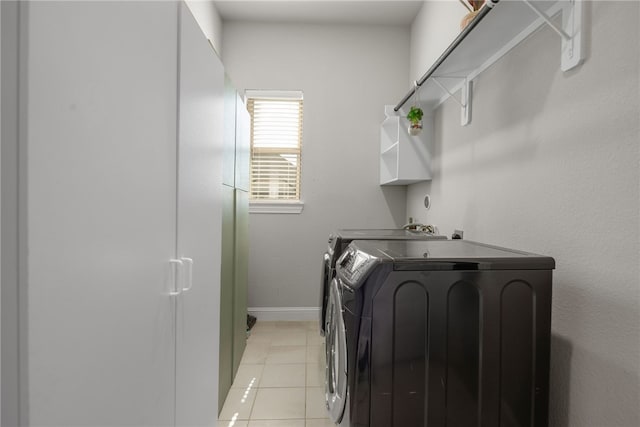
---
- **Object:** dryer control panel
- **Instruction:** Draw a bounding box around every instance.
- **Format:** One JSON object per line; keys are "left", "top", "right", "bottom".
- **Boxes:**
{"left": 336, "top": 245, "right": 379, "bottom": 289}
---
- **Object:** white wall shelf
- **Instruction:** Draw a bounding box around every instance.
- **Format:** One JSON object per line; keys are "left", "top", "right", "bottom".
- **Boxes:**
{"left": 380, "top": 106, "right": 432, "bottom": 186}
{"left": 381, "top": 142, "right": 399, "bottom": 157}
{"left": 395, "top": 0, "right": 584, "bottom": 125}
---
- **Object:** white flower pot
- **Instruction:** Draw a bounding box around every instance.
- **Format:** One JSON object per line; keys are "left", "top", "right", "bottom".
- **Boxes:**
{"left": 408, "top": 122, "right": 422, "bottom": 136}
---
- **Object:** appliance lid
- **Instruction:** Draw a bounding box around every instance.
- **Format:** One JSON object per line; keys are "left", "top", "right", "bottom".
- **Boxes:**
{"left": 335, "top": 228, "right": 446, "bottom": 240}
{"left": 349, "top": 239, "right": 556, "bottom": 271}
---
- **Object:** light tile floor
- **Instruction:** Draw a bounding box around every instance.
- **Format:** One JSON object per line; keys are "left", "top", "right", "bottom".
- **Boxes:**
{"left": 219, "top": 321, "right": 334, "bottom": 427}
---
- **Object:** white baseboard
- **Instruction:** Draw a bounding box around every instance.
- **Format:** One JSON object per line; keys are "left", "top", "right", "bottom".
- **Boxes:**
{"left": 248, "top": 306, "right": 320, "bottom": 322}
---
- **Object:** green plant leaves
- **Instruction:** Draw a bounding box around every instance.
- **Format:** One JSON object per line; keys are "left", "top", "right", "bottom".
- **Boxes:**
{"left": 407, "top": 106, "right": 424, "bottom": 124}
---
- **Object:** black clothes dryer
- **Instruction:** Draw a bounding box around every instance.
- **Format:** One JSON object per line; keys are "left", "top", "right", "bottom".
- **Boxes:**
{"left": 319, "top": 229, "right": 445, "bottom": 337}
{"left": 327, "top": 239, "right": 555, "bottom": 427}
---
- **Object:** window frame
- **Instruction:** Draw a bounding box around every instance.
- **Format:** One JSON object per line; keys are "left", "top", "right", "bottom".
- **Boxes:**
{"left": 245, "top": 90, "right": 304, "bottom": 214}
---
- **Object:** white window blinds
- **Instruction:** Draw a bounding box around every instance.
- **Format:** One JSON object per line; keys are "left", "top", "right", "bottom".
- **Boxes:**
{"left": 246, "top": 91, "right": 303, "bottom": 201}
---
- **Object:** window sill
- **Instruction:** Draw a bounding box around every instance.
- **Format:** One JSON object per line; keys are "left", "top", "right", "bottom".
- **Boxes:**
{"left": 249, "top": 201, "right": 304, "bottom": 214}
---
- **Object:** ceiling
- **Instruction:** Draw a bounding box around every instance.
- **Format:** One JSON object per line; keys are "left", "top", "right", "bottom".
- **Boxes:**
{"left": 212, "top": 1, "right": 425, "bottom": 26}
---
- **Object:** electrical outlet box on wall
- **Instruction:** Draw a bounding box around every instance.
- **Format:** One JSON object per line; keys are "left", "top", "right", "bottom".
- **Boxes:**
{"left": 379, "top": 105, "right": 433, "bottom": 186}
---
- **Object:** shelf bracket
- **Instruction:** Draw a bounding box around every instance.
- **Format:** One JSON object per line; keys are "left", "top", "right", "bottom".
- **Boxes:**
{"left": 432, "top": 77, "right": 472, "bottom": 126}
{"left": 522, "top": 0, "right": 584, "bottom": 71}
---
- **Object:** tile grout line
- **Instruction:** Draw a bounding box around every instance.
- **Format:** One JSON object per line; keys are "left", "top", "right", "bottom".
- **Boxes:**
{"left": 221, "top": 322, "right": 327, "bottom": 425}
{"left": 305, "top": 334, "right": 308, "bottom": 421}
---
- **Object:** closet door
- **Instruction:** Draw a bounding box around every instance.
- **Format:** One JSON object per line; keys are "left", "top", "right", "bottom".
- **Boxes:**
{"left": 218, "top": 77, "right": 238, "bottom": 410}
{"left": 218, "top": 184, "right": 236, "bottom": 410}
{"left": 232, "top": 96, "right": 251, "bottom": 373}
{"left": 232, "top": 188, "right": 250, "bottom": 375}
{"left": 175, "top": 3, "right": 225, "bottom": 425}
{"left": 23, "top": 2, "right": 178, "bottom": 425}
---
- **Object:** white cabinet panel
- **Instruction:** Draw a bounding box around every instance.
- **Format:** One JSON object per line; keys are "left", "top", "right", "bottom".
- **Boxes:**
{"left": 24, "top": 2, "right": 178, "bottom": 425}
{"left": 21, "top": 3, "right": 226, "bottom": 426}
{"left": 175, "top": 4, "right": 225, "bottom": 426}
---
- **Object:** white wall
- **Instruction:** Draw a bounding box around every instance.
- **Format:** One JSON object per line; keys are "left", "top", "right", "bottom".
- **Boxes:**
{"left": 407, "top": 1, "right": 640, "bottom": 425}
{"left": 409, "top": 0, "right": 466, "bottom": 82}
{"left": 222, "top": 22, "right": 410, "bottom": 310}
{"left": 184, "top": 0, "right": 223, "bottom": 55}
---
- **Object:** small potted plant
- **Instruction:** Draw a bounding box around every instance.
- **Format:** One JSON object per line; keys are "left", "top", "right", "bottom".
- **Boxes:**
{"left": 407, "top": 106, "right": 424, "bottom": 136}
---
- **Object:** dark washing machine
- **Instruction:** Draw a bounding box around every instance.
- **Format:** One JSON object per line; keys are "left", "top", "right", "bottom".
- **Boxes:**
{"left": 319, "top": 229, "right": 445, "bottom": 337}
{"left": 326, "top": 239, "right": 555, "bottom": 427}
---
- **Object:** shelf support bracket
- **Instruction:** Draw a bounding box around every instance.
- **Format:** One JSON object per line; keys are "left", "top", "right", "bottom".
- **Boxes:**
{"left": 522, "top": 0, "right": 584, "bottom": 71}
{"left": 432, "top": 77, "right": 472, "bottom": 126}
{"left": 522, "top": 0, "right": 571, "bottom": 40}
{"left": 460, "top": 79, "right": 472, "bottom": 126}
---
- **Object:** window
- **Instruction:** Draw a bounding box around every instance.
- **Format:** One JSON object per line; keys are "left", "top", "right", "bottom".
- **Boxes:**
{"left": 246, "top": 90, "right": 303, "bottom": 212}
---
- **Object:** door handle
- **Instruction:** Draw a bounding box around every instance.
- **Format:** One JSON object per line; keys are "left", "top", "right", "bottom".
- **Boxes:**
{"left": 169, "top": 259, "right": 184, "bottom": 296}
{"left": 181, "top": 257, "right": 194, "bottom": 292}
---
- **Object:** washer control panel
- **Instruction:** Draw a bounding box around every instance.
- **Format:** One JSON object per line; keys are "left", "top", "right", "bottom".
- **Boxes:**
{"left": 336, "top": 246, "right": 379, "bottom": 289}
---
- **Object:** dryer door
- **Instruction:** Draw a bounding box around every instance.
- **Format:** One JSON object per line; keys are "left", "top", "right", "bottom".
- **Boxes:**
{"left": 319, "top": 252, "right": 332, "bottom": 336}
{"left": 325, "top": 278, "right": 348, "bottom": 423}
